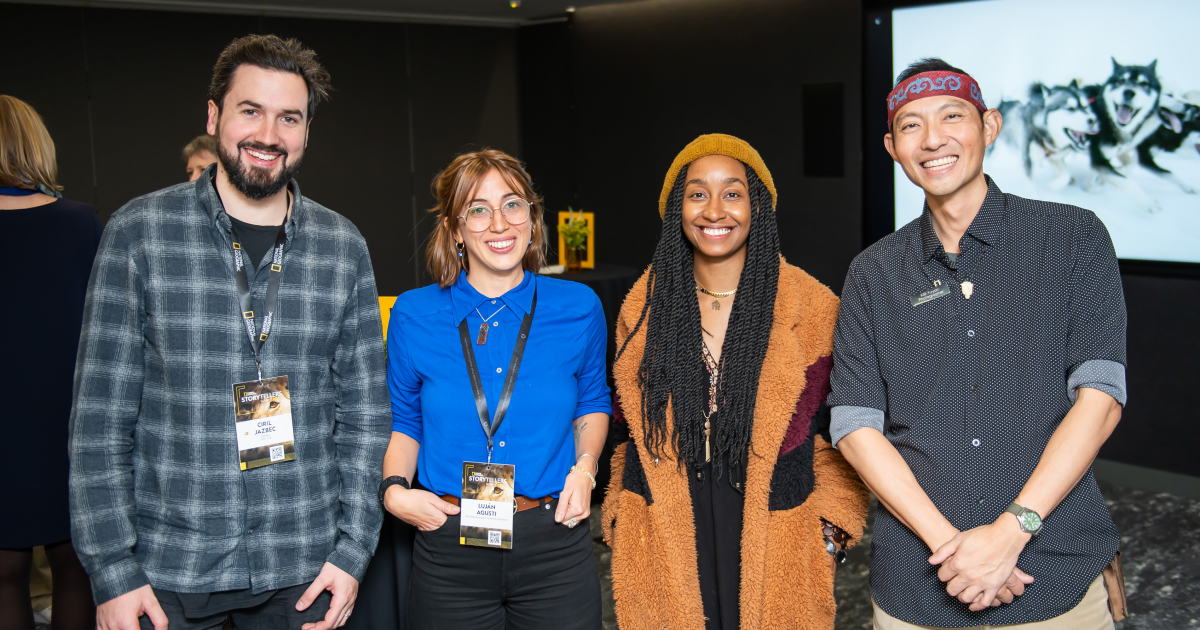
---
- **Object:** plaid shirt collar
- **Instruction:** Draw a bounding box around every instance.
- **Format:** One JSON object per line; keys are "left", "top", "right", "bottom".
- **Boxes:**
{"left": 195, "top": 163, "right": 303, "bottom": 244}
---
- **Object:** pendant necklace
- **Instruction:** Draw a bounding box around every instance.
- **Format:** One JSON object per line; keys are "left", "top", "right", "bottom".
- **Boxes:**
{"left": 700, "top": 332, "right": 720, "bottom": 463}
{"left": 695, "top": 282, "right": 737, "bottom": 310}
{"left": 474, "top": 303, "right": 508, "bottom": 344}
{"left": 961, "top": 280, "right": 975, "bottom": 299}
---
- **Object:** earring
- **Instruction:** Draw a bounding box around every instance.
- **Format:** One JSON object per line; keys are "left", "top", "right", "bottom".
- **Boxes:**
{"left": 456, "top": 241, "right": 464, "bottom": 257}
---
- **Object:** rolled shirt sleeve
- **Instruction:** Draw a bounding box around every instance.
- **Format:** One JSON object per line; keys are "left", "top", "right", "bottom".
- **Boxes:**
{"left": 387, "top": 306, "right": 424, "bottom": 443}
{"left": 1064, "top": 213, "right": 1127, "bottom": 406}
{"left": 573, "top": 292, "right": 613, "bottom": 419}
{"left": 827, "top": 266, "right": 888, "bottom": 448}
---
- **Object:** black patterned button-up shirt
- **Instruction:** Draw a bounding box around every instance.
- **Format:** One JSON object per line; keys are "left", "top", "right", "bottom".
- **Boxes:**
{"left": 827, "top": 177, "right": 1126, "bottom": 627}
{"left": 69, "top": 169, "right": 391, "bottom": 603}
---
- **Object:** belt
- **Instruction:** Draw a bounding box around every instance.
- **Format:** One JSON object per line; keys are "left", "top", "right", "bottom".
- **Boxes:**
{"left": 440, "top": 494, "right": 555, "bottom": 513}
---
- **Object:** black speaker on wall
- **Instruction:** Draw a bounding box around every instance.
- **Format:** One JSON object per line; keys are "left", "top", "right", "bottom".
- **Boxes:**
{"left": 801, "top": 82, "right": 844, "bottom": 178}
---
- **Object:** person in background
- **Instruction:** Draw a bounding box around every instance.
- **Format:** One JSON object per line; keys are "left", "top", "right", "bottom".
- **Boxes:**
{"left": 0, "top": 94, "right": 99, "bottom": 630}
{"left": 183, "top": 134, "right": 218, "bottom": 182}
{"left": 69, "top": 35, "right": 390, "bottom": 630}
{"left": 382, "top": 149, "right": 610, "bottom": 630}
{"left": 601, "top": 134, "right": 868, "bottom": 630}
{"left": 829, "top": 57, "right": 1127, "bottom": 630}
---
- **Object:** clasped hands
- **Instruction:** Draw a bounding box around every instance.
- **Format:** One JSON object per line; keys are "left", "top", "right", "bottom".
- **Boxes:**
{"left": 928, "top": 514, "right": 1036, "bottom": 612}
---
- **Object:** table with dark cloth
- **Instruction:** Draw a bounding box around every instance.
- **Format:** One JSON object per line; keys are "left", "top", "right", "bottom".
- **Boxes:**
{"left": 350, "top": 264, "right": 640, "bottom": 629}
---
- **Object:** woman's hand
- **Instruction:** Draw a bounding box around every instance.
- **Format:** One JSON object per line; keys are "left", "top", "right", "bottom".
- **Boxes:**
{"left": 555, "top": 466, "right": 595, "bottom": 527}
{"left": 384, "top": 486, "right": 460, "bottom": 531}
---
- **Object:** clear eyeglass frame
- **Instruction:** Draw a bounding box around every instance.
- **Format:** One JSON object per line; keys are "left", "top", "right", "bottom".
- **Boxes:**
{"left": 457, "top": 198, "right": 532, "bottom": 232}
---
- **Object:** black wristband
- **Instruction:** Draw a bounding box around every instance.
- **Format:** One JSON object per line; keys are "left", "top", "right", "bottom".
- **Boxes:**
{"left": 378, "top": 475, "right": 410, "bottom": 504}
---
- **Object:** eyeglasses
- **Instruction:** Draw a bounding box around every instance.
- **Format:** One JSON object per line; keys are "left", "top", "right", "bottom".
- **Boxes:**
{"left": 457, "top": 198, "right": 531, "bottom": 232}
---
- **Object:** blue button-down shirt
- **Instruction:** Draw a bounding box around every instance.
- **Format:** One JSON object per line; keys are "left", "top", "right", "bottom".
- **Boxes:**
{"left": 388, "top": 271, "right": 612, "bottom": 498}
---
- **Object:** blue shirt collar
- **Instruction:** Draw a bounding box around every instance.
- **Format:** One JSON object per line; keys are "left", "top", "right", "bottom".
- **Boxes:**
{"left": 450, "top": 270, "right": 536, "bottom": 323}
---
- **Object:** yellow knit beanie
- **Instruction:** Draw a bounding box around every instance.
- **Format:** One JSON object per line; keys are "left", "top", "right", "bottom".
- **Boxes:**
{"left": 658, "top": 133, "right": 777, "bottom": 218}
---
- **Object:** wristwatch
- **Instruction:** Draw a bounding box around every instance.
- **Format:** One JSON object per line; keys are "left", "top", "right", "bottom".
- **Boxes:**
{"left": 378, "top": 475, "right": 410, "bottom": 504}
{"left": 1005, "top": 502, "right": 1043, "bottom": 536}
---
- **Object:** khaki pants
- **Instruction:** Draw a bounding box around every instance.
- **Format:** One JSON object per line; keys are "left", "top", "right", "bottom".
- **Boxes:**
{"left": 873, "top": 574, "right": 1114, "bottom": 630}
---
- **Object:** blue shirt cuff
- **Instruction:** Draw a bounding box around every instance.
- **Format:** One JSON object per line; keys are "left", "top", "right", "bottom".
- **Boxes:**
{"left": 1068, "top": 359, "right": 1127, "bottom": 406}
{"left": 830, "top": 405, "right": 885, "bottom": 448}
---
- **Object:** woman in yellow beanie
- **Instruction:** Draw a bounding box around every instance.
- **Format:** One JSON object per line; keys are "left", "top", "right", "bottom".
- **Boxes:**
{"left": 601, "top": 134, "right": 868, "bottom": 630}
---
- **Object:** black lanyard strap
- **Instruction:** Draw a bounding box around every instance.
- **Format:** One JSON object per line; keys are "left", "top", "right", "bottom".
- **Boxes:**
{"left": 231, "top": 219, "right": 287, "bottom": 380}
{"left": 457, "top": 285, "right": 537, "bottom": 461}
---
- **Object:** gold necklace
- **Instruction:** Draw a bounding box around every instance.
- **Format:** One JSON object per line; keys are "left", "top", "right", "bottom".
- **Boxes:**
{"left": 695, "top": 282, "right": 737, "bottom": 310}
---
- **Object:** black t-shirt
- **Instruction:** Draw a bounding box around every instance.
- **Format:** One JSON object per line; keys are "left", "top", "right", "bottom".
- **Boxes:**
{"left": 228, "top": 215, "right": 281, "bottom": 273}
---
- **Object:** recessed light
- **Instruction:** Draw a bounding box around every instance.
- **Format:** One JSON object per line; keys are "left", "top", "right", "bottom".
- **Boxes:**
{"left": 566, "top": 5, "right": 576, "bottom": 11}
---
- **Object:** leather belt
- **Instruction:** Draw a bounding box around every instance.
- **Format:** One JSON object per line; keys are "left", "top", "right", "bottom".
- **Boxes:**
{"left": 441, "top": 494, "right": 555, "bottom": 513}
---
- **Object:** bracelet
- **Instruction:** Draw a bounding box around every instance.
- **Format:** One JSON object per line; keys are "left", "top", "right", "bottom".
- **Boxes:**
{"left": 569, "top": 465, "right": 597, "bottom": 489}
{"left": 577, "top": 453, "right": 599, "bottom": 472}
{"left": 821, "top": 518, "right": 850, "bottom": 564}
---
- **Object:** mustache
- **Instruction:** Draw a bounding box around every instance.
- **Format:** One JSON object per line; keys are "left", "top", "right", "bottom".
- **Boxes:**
{"left": 238, "top": 140, "right": 289, "bottom": 160}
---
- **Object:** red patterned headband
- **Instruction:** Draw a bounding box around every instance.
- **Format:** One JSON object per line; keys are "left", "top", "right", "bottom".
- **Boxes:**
{"left": 887, "top": 70, "right": 987, "bottom": 127}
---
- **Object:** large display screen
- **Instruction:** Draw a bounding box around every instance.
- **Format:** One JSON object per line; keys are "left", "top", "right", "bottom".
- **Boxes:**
{"left": 892, "top": 0, "right": 1200, "bottom": 264}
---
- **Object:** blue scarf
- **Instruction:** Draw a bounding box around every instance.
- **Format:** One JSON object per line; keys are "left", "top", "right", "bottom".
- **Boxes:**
{"left": 0, "top": 184, "right": 62, "bottom": 198}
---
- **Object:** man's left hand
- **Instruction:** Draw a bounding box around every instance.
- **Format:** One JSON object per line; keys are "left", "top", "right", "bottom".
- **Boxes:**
{"left": 929, "top": 516, "right": 1035, "bottom": 612}
{"left": 298, "top": 562, "right": 359, "bottom": 629}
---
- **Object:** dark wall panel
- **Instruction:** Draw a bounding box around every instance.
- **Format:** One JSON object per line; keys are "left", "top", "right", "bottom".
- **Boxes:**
{"left": 407, "top": 24, "right": 522, "bottom": 284}
{"left": 548, "top": 0, "right": 864, "bottom": 289}
{"left": 0, "top": 2, "right": 521, "bottom": 296}
{"left": 0, "top": 4, "right": 95, "bottom": 207}
{"left": 83, "top": 8, "right": 257, "bottom": 220}
{"left": 1099, "top": 273, "right": 1200, "bottom": 477}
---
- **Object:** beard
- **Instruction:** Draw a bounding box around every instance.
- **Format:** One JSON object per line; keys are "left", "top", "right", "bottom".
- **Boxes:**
{"left": 216, "top": 137, "right": 303, "bottom": 201}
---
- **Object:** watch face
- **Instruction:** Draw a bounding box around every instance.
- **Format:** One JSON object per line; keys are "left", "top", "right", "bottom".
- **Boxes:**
{"left": 1020, "top": 511, "right": 1042, "bottom": 532}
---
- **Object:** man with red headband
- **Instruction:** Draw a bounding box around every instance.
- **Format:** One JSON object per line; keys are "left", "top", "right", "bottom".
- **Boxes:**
{"left": 828, "top": 58, "right": 1128, "bottom": 629}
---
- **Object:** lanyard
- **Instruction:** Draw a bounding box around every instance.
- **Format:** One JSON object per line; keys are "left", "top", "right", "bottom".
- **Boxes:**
{"left": 231, "top": 218, "right": 287, "bottom": 381}
{"left": 457, "top": 284, "right": 537, "bottom": 464}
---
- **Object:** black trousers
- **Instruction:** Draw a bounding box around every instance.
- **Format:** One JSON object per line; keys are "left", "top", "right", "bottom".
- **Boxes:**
{"left": 690, "top": 461, "right": 745, "bottom": 630}
{"left": 407, "top": 498, "right": 602, "bottom": 630}
{"left": 138, "top": 583, "right": 331, "bottom": 630}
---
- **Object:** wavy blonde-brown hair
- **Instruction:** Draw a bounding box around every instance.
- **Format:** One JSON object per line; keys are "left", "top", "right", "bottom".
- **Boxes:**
{"left": 0, "top": 95, "right": 62, "bottom": 192}
{"left": 425, "top": 149, "right": 547, "bottom": 288}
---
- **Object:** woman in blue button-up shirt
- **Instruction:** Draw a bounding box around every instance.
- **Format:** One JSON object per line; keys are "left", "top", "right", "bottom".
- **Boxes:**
{"left": 381, "top": 150, "right": 611, "bottom": 630}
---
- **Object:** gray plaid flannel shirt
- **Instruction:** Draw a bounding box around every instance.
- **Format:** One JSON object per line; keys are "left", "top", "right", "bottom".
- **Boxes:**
{"left": 69, "top": 171, "right": 391, "bottom": 603}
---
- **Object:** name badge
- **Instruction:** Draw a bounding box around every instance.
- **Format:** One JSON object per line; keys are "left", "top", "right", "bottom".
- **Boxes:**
{"left": 233, "top": 376, "right": 296, "bottom": 470}
{"left": 460, "top": 461, "right": 515, "bottom": 549}
{"left": 910, "top": 283, "right": 951, "bottom": 307}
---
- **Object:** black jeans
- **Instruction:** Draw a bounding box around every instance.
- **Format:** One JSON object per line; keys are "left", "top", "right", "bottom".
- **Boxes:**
{"left": 138, "top": 583, "right": 331, "bottom": 630}
{"left": 407, "top": 498, "right": 602, "bottom": 630}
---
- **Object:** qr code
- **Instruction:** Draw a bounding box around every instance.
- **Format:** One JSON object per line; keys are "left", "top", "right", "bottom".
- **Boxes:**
{"left": 269, "top": 445, "right": 285, "bottom": 462}
{"left": 487, "top": 530, "right": 502, "bottom": 546}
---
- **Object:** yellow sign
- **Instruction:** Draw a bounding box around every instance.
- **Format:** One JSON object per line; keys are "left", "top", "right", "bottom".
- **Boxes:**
{"left": 557, "top": 211, "right": 595, "bottom": 269}
{"left": 379, "top": 296, "right": 397, "bottom": 340}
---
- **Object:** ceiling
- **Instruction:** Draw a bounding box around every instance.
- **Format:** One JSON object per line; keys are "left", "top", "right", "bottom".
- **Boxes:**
{"left": 8, "top": 0, "right": 644, "bottom": 26}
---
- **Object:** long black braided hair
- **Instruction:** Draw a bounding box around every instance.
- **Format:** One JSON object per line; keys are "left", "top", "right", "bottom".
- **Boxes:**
{"left": 615, "top": 161, "right": 780, "bottom": 478}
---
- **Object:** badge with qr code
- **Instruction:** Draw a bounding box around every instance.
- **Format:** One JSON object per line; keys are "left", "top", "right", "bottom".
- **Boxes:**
{"left": 233, "top": 376, "right": 296, "bottom": 470}
{"left": 459, "top": 461, "right": 515, "bottom": 549}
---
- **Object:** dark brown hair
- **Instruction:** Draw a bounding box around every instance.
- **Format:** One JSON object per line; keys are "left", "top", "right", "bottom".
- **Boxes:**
{"left": 425, "top": 149, "right": 548, "bottom": 288}
{"left": 209, "top": 34, "right": 331, "bottom": 120}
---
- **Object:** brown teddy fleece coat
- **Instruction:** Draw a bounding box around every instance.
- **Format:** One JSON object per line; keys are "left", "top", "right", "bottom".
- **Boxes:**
{"left": 601, "top": 259, "right": 869, "bottom": 630}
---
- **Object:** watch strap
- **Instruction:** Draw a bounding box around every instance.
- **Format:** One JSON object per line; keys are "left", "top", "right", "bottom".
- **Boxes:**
{"left": 378, "top": 475, "right": 410, "bottom": 504}
{"left": 1005, "top": 502, "right": 1024, "bottom": 518}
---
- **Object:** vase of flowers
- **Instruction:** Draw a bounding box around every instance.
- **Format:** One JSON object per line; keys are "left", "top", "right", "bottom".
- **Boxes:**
{"left": 560, "top": 207, "right": 591, "bottom": 274}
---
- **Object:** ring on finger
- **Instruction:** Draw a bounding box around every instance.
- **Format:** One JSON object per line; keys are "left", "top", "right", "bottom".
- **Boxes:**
{"left": 565, "top": 518, "right": 579, "bottom": 528}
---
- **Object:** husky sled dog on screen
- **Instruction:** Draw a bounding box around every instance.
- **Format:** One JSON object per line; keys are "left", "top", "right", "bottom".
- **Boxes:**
{"left": 1086, "top": 58, "right": 1197, "bottom": 194}
{"left": 993, "top": 81, "right": 1098, "bottom": 190}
